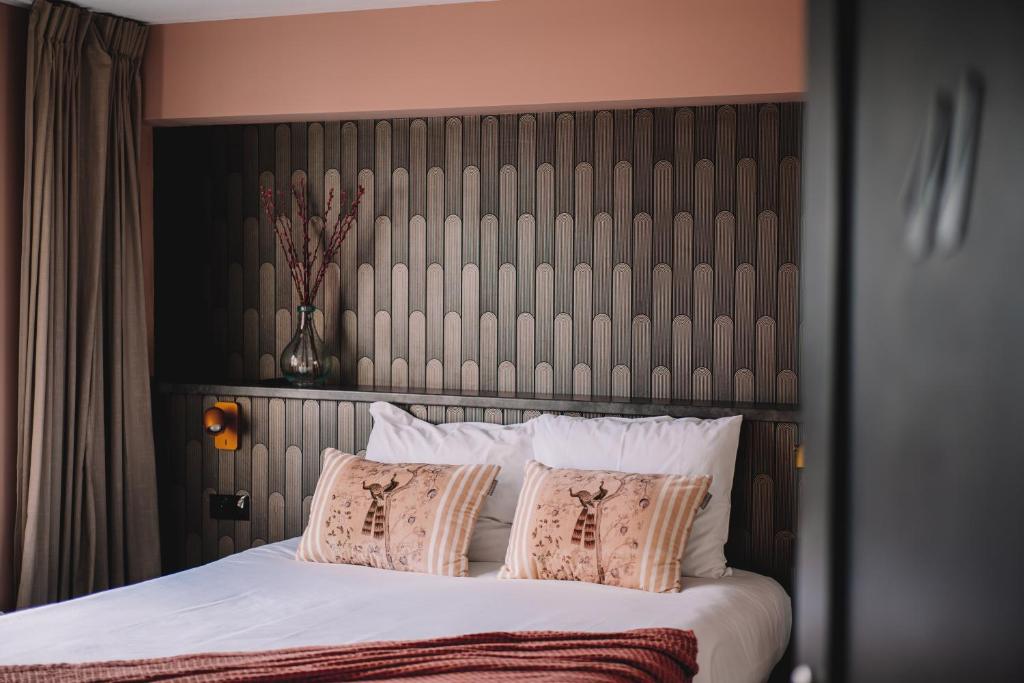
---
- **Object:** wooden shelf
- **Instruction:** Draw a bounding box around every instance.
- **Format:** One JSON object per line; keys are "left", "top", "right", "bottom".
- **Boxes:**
{"left": 157, "top": 380, "right": 800, "bottom": 422}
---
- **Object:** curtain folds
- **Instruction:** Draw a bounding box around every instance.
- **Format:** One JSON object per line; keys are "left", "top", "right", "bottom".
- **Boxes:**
{"left": 15, "top": 0, "right": 158, "bottom": 608}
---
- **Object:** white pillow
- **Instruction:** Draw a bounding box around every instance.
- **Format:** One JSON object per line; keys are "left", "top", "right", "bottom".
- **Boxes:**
{"left": 365, "top": 402, "right": 534, "bottom": 563}
{"left": 529, "top": 413, "right": 743, "bottom": 578}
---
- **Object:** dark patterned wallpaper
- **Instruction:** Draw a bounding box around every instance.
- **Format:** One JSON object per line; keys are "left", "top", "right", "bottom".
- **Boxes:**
{"left": 155, "top": 104, "right": 801, "bottom": 403}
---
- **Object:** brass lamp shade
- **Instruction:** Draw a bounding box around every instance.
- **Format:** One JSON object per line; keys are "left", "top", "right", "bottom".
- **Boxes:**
{"left": 203, "top": 407, "right": 226, "bottom": 434}
{"left": 203, "top": 403, "right": 238, "bottom": 450}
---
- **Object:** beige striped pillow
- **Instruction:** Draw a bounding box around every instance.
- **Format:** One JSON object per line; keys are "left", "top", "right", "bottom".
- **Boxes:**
{"left": 499, "top": 460, "right": 711, "bottom": 592}
{"left": 297, "top": 450, "right": 499, "bottom": 576}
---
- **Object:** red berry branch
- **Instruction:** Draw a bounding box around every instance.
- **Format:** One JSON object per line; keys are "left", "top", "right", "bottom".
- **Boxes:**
{"left": 259, "top": 180, "right": 364, "bottom": 306}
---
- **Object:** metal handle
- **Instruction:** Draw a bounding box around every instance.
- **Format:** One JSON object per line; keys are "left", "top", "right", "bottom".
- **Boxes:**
{"left": 935, "top": 70, "right": 984, "bottom": 255}
{"left": 902, "top": 94, "right": 952, "bottom": 260}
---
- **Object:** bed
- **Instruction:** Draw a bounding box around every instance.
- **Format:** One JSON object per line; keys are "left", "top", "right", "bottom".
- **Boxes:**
{"left": 0, "top": 538, "right": 790, "bottom": 682}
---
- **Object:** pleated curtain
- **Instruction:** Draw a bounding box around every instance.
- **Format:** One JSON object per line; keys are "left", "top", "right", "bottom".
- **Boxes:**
{"left": 14, "top": 0, "right": 159, "bottom": 607}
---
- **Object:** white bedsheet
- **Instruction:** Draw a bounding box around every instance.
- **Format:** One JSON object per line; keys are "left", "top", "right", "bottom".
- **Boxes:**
{"left": 0, "top": 539, "right": 791, "bottom": 682}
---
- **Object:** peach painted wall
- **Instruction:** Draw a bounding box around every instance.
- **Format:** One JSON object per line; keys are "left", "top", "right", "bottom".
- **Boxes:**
{"left": 143, "top": 0, "right": 805, "bottom": 125}
{"left": 0, "top": 0, "right": 27, "bottom": 612}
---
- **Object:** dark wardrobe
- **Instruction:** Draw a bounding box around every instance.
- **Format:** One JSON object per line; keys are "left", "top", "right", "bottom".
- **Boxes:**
{"left": 796, "top": 1, "right": 1024, "bottom": 681}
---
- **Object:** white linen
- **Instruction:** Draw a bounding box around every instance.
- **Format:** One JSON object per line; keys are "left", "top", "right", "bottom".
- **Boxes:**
{"left": 530, "top": 413, "right": 743, "bottom": 578}
{"left": 0, "top": 539, "right": 790, "bottom": 683}
{"left": 365, "top": 401, "right": 535, "bottom": 562}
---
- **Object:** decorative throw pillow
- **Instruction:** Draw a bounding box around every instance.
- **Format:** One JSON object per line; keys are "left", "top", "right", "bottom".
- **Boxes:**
{"left": 499, "top": 461, "right": 712, "bottom": 593}
{"left": 365, "top": 401, "right": 535, "bottom": 563}
{"left": 529, "top": 414, "right": 742, "bottom": 579}
{"left": 297, "top": 449, "right": 500, "bottom": 577}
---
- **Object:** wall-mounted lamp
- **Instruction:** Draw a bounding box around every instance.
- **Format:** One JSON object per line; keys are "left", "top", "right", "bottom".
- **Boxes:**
{"left": 203, "top": 402, "right": 239, "bottom": 451}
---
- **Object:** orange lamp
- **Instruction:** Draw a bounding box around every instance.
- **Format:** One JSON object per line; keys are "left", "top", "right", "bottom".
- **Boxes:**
{"left": 203, "top": 402, "right": 239, "bottom": 451}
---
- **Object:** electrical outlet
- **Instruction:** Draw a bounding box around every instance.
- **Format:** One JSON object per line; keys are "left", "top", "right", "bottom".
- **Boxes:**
{"left": 210, "top": 493, "right": 250, "bottom": 521}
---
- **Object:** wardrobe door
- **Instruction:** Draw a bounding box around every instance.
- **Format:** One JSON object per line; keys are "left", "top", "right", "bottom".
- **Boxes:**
{"left": 844, "top": 1, "right": 1024, "bottom": 680}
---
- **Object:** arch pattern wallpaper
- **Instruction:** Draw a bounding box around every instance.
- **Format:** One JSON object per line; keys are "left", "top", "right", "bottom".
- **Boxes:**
{"left": 155, "top": 104, "right": 802, "bottom": 404}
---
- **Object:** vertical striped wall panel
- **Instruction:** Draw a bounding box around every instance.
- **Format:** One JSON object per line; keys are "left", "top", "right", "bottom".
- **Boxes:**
{"left": 156, "top": 104, "right": 801, "bottom": 403}
{"left": 156, "top": 390, "right": 798, "bottom": 588}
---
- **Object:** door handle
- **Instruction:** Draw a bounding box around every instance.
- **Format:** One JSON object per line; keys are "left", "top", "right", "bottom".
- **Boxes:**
{"left": 935, "top": 70, "right": 984, "bottom": 256}
{"left": 902, "top": 70, "right": 985, "bottom": 261}
{"left": 902, "top": 93, "right": 952, "bottom": 260}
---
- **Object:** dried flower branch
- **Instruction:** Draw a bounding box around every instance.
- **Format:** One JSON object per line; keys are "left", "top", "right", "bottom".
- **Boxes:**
{"left": 260, "top": 180, "right": 364, "bottom": 306}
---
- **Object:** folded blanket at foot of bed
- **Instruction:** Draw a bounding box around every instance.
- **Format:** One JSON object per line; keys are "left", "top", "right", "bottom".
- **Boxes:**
{"left": 0, "top": 627, "right": 698, "bottom": 682}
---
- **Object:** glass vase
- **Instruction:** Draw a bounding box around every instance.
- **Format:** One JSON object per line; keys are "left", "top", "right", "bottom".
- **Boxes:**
{"left": 280, "top": 305, "right": 328, "bottom": 385}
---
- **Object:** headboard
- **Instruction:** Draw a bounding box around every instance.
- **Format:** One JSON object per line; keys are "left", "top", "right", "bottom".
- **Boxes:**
{"left": 155, "top": 383, "right": 799, "bottom": 588}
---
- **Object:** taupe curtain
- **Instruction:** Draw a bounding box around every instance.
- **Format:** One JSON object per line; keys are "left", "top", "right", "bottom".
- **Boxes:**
{"left": 14, "top": 0, "right": 159, "bottom": 607}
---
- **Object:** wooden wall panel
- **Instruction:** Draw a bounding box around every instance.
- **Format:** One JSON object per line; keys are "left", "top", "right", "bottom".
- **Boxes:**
{"left": 157, "top": 390, "right": 799, "bottom": 588}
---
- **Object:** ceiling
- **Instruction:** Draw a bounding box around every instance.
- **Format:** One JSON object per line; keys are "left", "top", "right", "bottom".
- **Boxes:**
{"left": 2, "top": 0, "right": 495, "bottom": 24}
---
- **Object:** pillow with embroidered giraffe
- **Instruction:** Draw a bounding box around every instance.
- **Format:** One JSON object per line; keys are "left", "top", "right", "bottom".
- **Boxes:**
{"left": 296, "top": 449, "right": 500, "bottom": 576}
{"left": 498, "top": 460, "right": 712, "bottom": 593}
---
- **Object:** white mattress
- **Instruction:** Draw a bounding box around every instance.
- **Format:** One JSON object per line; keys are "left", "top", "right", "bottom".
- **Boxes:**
{"left": 0, "top": 539, "right": 791, "bottom": 682}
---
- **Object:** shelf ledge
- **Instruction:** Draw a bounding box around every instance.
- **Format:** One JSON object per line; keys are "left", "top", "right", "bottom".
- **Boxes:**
{"left": 157, "top": 380, "right": 800, "bottom": 423}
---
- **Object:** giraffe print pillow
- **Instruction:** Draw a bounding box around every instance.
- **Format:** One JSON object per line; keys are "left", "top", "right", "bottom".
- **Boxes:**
{"left": 297, "top": 450, "right": 500, "bottom": 576}
{"left": 498, "top": 461, "right": 712, "bottom": 592}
